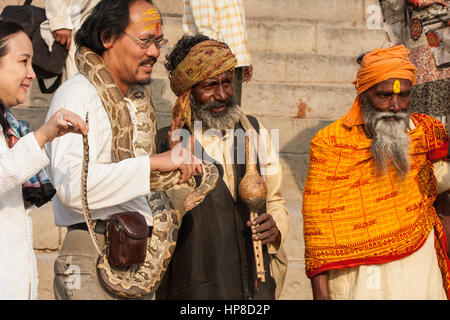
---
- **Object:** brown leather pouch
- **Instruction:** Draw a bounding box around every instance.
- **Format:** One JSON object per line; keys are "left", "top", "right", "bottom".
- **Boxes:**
{"left": 106, "top": 212, "right": 148, "bottom": 267}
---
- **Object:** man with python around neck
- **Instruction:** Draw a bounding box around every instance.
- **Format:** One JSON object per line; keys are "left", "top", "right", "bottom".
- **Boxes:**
{"left": 44, "top": 0, "right": 200, "bottom": 300}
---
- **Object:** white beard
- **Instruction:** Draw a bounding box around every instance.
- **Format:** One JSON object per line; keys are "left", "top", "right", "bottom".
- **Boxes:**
{"left": 361, "top": 95, "right": 411, "bottom": 177}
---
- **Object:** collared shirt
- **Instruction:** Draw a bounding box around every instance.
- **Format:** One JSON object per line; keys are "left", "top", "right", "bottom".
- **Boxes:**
{"left": 193, "top": 123, "right": 290, "bottom": 253}
{"left": 44, "top": 73, "right": 153, "bottom": 227}
{"left": 182, "top": 0, "right": 252, "bottom": 67}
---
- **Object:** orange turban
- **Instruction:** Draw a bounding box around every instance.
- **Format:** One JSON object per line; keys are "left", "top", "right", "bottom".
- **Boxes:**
{"left": 344, "top": 45, "right": 417, "bottom": 127}
{"left": 169, "top": 40, "right": 237, "bottom": 131}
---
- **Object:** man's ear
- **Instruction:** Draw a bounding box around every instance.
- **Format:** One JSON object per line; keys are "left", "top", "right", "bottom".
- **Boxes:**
{"left": 101, "top": 31, "right": 115, "bottom": 50}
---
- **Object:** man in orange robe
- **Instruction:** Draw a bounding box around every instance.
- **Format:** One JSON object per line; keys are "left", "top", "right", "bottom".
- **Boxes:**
{"left": 302, "top": 45, "right": 450, "bottom": 299}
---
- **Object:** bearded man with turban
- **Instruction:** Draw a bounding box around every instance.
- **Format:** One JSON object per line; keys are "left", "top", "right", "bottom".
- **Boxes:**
{"left": 155, "top": 35, "right": 290, "bottom": 300}
{"left": 303, "top": 45, "right": 450, "bottom": 300}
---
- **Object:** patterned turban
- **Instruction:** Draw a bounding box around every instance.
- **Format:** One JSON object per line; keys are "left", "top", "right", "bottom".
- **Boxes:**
{"left": 169, "top": 40, "right": 237, "bottom": 131}
{"left": 344, "top": 45, "right": 418, "bottom": 126}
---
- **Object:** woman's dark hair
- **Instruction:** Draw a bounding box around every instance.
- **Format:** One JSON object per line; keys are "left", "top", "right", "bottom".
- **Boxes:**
{"left": 165, "top": 34, "right": 211, "bottom": 75}
{"left": 75, "top": 0, "right": 155, "bottom": 56}
{"left": 0, "top": 18, "right": 26, "bottom": 136}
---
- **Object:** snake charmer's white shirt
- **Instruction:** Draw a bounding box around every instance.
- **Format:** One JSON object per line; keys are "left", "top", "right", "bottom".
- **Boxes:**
{"left": 45, "top": 73, "right": 153, "bottom": 227}
{"left": 0, "top": 130, "right": 49, "bottom": 299}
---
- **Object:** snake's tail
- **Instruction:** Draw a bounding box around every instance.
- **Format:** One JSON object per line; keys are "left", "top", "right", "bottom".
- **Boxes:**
{"left": 81, "top": 112, "right": 104, "bottom": 256}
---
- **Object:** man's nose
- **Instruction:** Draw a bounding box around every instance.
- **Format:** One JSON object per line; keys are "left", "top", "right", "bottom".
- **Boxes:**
{"left": 389, "top": 95, "right": 401, "bottom": 112}
{"left": 214, "top": 84, "right": 228, "bottom": 102}
{"left": 145, "top": 43, "right": 160, "bottom": 59}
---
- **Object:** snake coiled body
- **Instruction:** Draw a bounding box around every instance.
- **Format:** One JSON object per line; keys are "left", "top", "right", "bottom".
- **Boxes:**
{"left": 76, "top": 46, "right": 219, "bottom": 298}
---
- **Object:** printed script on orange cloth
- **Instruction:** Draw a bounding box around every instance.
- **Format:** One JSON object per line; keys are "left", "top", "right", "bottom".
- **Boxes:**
{"left": 302, "top": 110, "right": 450, "bottom": 297}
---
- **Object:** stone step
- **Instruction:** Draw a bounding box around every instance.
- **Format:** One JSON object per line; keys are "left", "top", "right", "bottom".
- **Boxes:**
{"left": 155, "top": 45, "right": 361, "bottom": 84}
{"left": 36, "top": 252, "right": 58, "bottom": 300}
{"left": 246, "top": 19, "right": 385, "bottom": 56}
{"left": 159, "top": 15, "right": 386, "bottom": 57}
{"left": 315, "top": 24, "right": 386, "bottom": 57}
{"left": 251, "top": 52, "right": 360, "bottom": 84}
{"left": 31, "top": 202, "right": 65, "bottom": 250}
{"left": 279, "top": 201, "right": 312, "bottom": 299}
{"left": 10, "top": 106, "right": 49, "bottom": 131}
{"left": 242, "top": 81, "right": 355, "bottom": 120}
{"left": 257, "top": 116, "right": 331, "bottom": 155}
{"left": 149, "top": 78, "right": 355, "bottom": 121}
{"left": 279, "top": 261, "right": 312, "bottom": 299}
{"left": 155, "top": 0, "right": 374, "bottom": 24}
{"left": 279, "top": 153, "right": 308, "bottom": 202}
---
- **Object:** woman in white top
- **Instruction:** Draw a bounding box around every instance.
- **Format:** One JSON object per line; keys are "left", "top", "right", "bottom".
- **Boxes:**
{"left": 0, "top": 18, "right": 88, "bottom": 300}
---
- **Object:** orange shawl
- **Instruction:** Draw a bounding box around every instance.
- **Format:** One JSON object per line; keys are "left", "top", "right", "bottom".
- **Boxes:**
{"left": 302, "top": 109, "right": 450, "bottom": 297}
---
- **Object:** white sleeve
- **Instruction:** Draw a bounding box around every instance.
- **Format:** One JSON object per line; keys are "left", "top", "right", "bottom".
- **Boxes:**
{"left": 188, "top": 0, "right": 220, "bottom": 39}
{"left": 434, "top": 160, "right": 450, "bottom": 193}
{"left": 45, "top": 81, "right": 151, "bottom": 212}
{"left": 0, "top": 132, "right": 49, "bottom": 195}
{"left": 45, "top": 0, "right": 73, "bottom": 31}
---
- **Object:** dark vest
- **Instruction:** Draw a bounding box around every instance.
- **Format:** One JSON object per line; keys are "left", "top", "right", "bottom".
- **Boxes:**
{"left": 155, "top": 116, "right": 276, "bottom": 300}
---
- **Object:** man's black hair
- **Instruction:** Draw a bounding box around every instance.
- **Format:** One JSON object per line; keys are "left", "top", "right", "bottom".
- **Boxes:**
{"left": 164, "top": 34, "right": 211, "bottom": 75}
{"left": 75, "top": 0, "right": 155, "bottom": 56}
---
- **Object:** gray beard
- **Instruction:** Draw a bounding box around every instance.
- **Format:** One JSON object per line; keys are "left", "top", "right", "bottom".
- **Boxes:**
{"left": 190, "top": 95, "right": 241, "bottom": 131}
{"left": 137, "top": 79, "right": 151, "bottom": 86}
{"left": 361, "top": 94, "right": 411, "bottom": 177}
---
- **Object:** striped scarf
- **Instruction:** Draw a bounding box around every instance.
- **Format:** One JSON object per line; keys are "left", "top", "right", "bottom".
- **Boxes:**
{"left": 5, "top": 110, "right": 55, "bottom": 207}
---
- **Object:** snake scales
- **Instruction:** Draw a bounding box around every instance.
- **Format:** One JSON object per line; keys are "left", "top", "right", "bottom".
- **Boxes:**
{"left": 76, "top": 46, "right": 219, "bottom": 299}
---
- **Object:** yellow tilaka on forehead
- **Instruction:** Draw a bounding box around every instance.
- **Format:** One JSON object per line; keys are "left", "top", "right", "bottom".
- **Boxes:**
{"left": 393, "top": 79, "right": 401, "bottom": 94}
{"left": 140, "top": 8, "right": 161, "bottom": 31}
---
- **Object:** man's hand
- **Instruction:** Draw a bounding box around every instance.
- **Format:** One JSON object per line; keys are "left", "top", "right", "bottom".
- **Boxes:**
{"left": 150, "top": 134, "right": 202, "bottom": 184}
{"left": 311, "top": 273, "right": 330, "bottom": 300}
{"left": 52, "top": 29, "right": 72, "bottom": 50}
{"left": 246, "top": 213, "right": 279, "bottom": 245}
{"left": 168, "top": 118, "right": 185, "bottom": 150}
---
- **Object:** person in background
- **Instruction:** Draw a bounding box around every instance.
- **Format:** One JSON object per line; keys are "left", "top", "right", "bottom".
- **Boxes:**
{"left": 0, "top": 18, "right": 87, "bottom": 300}
{"left": 182, "top": 0, "right": 253, "bottom": 106}
{"left": 43, "top": 0, "right": 100, "bottom": 79}
{"left": 379, "top": 0, "right": 449, "bottom": 128}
